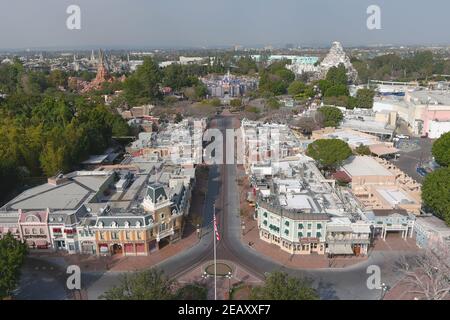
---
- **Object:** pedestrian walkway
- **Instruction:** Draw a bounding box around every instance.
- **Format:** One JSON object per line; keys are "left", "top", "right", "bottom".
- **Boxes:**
{"left": 30, "top": 231, "right": 199, "bottom": 273}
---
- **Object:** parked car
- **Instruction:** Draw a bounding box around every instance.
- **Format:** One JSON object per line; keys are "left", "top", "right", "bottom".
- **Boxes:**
{"left": 416, "top": 167, "right": 428, "bottom": 177}
{"left": 396, "top": 134, "right": 410, "bottom": 140}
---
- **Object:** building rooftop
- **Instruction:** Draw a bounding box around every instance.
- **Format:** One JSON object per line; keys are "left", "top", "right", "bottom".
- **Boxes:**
{"left": 342, "top": 156, "right": 393, "bottom": 177}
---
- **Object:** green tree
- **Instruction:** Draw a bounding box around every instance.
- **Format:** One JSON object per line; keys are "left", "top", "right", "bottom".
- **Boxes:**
{"left": 39, "top": 141, "right": 67, "bottom": 177}
{"left": 266, "top": 97, "right": 280, "bottom": 109}
{"left": 324, "top": 84, "right": 349, "bottom": 97}
{"left": 355, "top": 144, "right": 372, "bottom": 155}
{"left": 100, "top": 269, "right": 175, "bottom": 300}
{"left": 123, "top": 57, "right": 162, "bottom": 105}
{"left": 306, "top": 139, "right": 352, "bottom": 169}
{"left": 0, "top": 233, "right": 28, "bottom": 299}
{"left": 317, "top": 106, "right": 343, "bottom": 127}
{"left": 230, "top": 99, "right": 242, "bottom": 107}
{"left": 432, "top": 132, "right": 450, "bottom": 167}
{"left": 422, "top": 168, "right": 450, "bottom": 226}
{"left": 355, "top": 89, "right": 375, "bottom": 109}
{"left": 326, "top": 64, "right": 348, "bottom": 86}
{"left": 288, "top": 81, "right": 307, "bottom": 96}
{"left": 174, "top": 283, "right": 208, "bottom": 300}
{"left": 250, "top": 271, "right": 318, "bottom": 300}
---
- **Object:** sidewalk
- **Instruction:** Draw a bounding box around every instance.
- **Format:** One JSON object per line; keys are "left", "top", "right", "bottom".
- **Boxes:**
{"left": 243, "top": 217, "right": 368, "bottom": 269}
{"left": 30, "top": 230, "right": 200, "bottom": 273}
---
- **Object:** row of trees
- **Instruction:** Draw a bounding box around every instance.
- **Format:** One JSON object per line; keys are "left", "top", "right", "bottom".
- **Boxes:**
{"left": 352, "top": 51, "right": 448, "bottom": 83}
{"left": 101, "top": 269, "right": 318, "bottom": 300}
{"left": 0, "top": 62, "right": 130, "bottom": 202}
{"left": 0, "top": 234, "right": 28, "bottom": 299}
{"left": 422, "top": 132, "right": 450, "bottom": 225}
{"left": 319, "top": 64, "right": 375, "bottom": 109}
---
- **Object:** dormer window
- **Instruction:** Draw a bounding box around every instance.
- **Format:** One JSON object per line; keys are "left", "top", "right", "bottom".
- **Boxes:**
{"left": 124, "top": 221, "right": 130, "bottom": 228}
{"left": 135, "top": 221, "right": 141, "bottom": 227}
{"left": 98, "top": 221, "right": 104, "bottom": 228}
{"left": 111, "top": 221, "right": 117, "bottom": 228}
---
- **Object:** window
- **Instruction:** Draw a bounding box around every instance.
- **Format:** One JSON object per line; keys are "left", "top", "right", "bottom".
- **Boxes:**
{"left": 298, "top": 223, "right": 303, "bottom": 229}
{"left": 137, "top": 232, "right": 142, "bottom": 240}
{"left": 307, "top": 224, "right": 312, "bottom": 230}
{"left": 99, "top": 232, "right": 105, "bottom": 240}
{"left": 263, "top": 220, "right": 267, "bottom": 226}
{"left": 32, "top": 228, "right": 37, "bottom": 235}
{"left": 111, "top": 232, "right": 119, "bottom": 240}
{"left": 40, "top": 228, "right": 44, "bottom": 234}
{"left": 317, "top": 232, "right": 322, "bottom": 238}
{"left": 317, "top": 223, "right": 322, "bottom": 229}
{"left": 125, "top": 231, "right": 131, "bottom": 240}
{"left": 307, "top": 232, "right": 311, "bottom": 237}
{"left": 285, "top": 221, "right": 289, "bottom": 227}
{"left": 25, "top": 228, "right": 30, "bottom": 234}
{"left": 298, "top": 232, "right": 303, "bottom": 237}
{"left": 263, "top": 212, "right": 267, "bottom": 218}
{"left": 284, "top": 229, "right": 289, "bottom": 235}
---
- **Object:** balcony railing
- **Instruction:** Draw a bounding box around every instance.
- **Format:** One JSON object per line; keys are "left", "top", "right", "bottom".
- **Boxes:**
{"left": 157, "top": 228, "right": 174, "bottom": 241}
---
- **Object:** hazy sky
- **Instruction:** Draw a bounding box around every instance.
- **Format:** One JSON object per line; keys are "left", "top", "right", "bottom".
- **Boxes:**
{"left": 0, "top": 0, "right": 449, "bottom": 49}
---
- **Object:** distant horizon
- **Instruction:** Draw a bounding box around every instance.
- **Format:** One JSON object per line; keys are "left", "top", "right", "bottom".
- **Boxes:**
{"left": 1, "top": 0, "right": 450, "bottom": 52}
{"left": 1, "top": 41, "right": 450, "bottom": 54}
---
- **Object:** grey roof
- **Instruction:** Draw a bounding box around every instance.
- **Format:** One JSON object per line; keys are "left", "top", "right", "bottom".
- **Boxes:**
{"left": 146, "top": 184, "right": 168, "bottom": 204}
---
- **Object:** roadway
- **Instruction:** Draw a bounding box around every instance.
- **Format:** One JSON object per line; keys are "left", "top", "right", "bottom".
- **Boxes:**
{"left": 16, "top": 115, "right": 408, "bottom": 300}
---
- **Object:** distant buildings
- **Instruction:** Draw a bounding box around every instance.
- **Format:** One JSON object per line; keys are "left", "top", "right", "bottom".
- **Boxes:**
{"left": 200, "top": 71, "right": 258, "bottom": 99}
{"left": 374, "top": 89, "right": 450, "bottom": 138}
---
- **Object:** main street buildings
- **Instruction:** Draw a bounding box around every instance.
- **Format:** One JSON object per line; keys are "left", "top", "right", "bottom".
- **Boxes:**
{"left": 0, "top": 119, "right": 203, "bottom": 256}
{"left": 241, "top": 119, "right": 419, "bottom": 257}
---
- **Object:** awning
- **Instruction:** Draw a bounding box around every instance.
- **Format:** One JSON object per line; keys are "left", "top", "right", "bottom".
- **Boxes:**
{"left": 369, "top": 144, "right": 399, "bottom": 156}
{"left": 328, "top": 243, "right": 354, "bottom": 255}
{"left": 35, "top": 240, "right": 48, "bottom": 246}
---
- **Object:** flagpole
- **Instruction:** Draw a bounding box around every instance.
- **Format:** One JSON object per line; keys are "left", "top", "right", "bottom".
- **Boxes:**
{"left": 213, "top": 204, "right": 217, "bottom": 301}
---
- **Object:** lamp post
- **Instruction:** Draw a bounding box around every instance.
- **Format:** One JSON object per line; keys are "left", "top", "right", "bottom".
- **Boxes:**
{"left": 226, "top": 271, "right": 232, "bottom": 293}
{"left": 196, "top": 224, "right": 201, "bottom": 239}
{"left": 380, "top": 283, "right": 390, "bottom": 300}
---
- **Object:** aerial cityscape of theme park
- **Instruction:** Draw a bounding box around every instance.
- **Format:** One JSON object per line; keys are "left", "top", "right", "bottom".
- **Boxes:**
{"left": 1, "top": 40, "right": 450, "bottom": 301}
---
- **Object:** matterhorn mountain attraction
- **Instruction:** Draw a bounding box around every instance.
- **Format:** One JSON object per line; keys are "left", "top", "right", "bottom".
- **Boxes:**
{"left": 318, "top": 41, "right": 358, "bottom": 82}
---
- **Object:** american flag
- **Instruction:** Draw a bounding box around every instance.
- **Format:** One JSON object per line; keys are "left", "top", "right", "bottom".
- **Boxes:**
{"left": 213, "top": 214, "right": 220, "bottom": 241}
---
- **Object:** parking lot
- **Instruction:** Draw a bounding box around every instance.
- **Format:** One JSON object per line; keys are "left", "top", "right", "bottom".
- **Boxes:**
{"left": 391, "top": 137, "right": 434, "bottom": 183}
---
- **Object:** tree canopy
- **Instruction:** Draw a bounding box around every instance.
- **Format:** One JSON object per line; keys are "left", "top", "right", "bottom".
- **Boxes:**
{"left": 249, "top": 271, "right": 319, "bottom": 300}
{"left": 0, "top": 233, "right": 28, "bottom": 299}
{"left": 317, "top": 106, "right": 343, "bottom": 127}
{"left": 432, "top": 132, "right": 450, "bottom": 167}
{"left": 355, "top": 88, "right": 375, "bottom": 109}
{"left": 306, "top": 139, "right": 352, "bottom": 169}
{"left": 123, "top": 57, "right": 162, "bottom": 105}
{"left": 100, "top": 269, "right": 207, "bottom": 300}
{"left": 422, "top": 167, "right": 450, "bottom": 226}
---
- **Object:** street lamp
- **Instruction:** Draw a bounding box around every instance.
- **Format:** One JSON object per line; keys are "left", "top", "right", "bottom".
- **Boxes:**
{"left": 226, "top": 271, "right": 232, "bottom": 293}
{"left": 196, "top": 224, "right": 201, "bottom": 239}
{"left": 380, "top": 283, "right": 390, "bottom": 300}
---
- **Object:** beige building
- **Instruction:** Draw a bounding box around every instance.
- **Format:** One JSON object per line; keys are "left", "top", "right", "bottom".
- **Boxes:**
{"left": 340, "top": 156, "right": 421, "bottom": 215}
